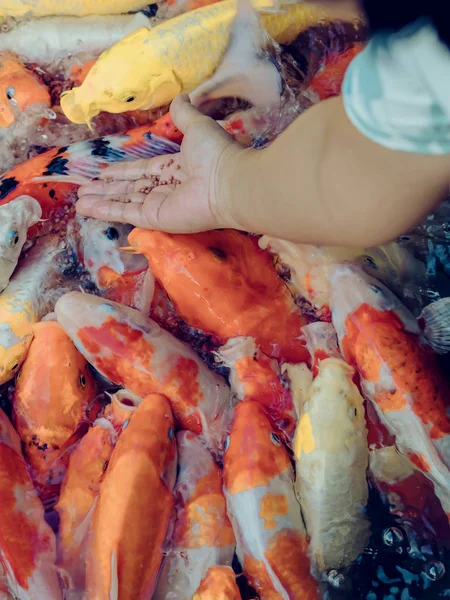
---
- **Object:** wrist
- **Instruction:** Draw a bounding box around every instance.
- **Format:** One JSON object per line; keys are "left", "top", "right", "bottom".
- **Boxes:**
{"left": 211, "top": 144, "right": 259, "bottom": 232}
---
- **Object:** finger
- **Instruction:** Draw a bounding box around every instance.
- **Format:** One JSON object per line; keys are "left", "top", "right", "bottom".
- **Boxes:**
{"left": 78, "top": 178, "right": 173, "bottom": 198}
{"left": 79, "top": 186, "right": 177, "bottom": 227}
{"left": 170, "top": 94, "right": 215, "bottom": 134}
{"left": 99, "top": 154, "right": 181, "bottom": 181}
{"left": 77, "top": 193, "right": 147, "bottom": 218}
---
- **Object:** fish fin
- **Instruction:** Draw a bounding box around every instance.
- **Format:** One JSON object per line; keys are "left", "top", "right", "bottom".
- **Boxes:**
{"left": 190, "top": 0, "right": 282, "bottom": 115}
{"left": 135, "top": 269, "right": 155, "bottom": 315}
{"left": 420, "top": 297, "right": 450, "bottom": 354}
{"left": 32, "top": 129, "right": 180, "bottom": 185}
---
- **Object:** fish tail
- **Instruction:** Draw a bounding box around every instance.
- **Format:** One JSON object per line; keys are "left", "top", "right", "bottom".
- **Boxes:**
{"left": 420, "top": 297, "right": 450, "bottom": 354}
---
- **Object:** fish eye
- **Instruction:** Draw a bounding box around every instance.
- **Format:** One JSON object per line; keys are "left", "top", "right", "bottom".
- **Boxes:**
{"left": 209, "top": 246, "right": 227, "bottom": 260}
{"left": 6, "top": 86, "right": 15, "bottom": 100}
{"left": 270, "top": 432, "right": 281, "bottom": 446}
{"left": 79, "top": 374, "right": 86, "bottom": 388}
{"left": 168, "top": 427, "right": 174, "bottom": 441}
{"left": 399, "top": 235, "right": 411, "bottom": 242}
{"left": 104, "top": 227, "right": 119, "bottom": 241}
{"left": 362, "top": 256, "right": 377, "bottom": 269}
{"left": 125, "top": 96, "right": 135, "bottom": 103}
{"left": 9, "top": 230, "right": 19, "bottom": 246}
{"left": 369, "top": 284, "right": 384, "bottom": 295}
{"left": 11, "top": 363, "right": 19, "bottom": 371}
{"left": 223, "top": 436, "right": 230, "bottom": 452}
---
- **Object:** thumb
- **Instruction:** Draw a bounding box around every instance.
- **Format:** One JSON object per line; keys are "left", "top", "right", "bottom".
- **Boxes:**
{"left": 170, "top": 94, "right": 227, "bottom": 140}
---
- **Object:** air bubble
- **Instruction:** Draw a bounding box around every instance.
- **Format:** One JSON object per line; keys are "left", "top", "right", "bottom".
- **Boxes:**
{"left": 424, "top": 560, "right": 445, "bottom": 581}
{"left": 327, "top": 569, "right": 345, "bottom": 589}
{"left": 382, "top": 527, "right": 404, "bottom": 547}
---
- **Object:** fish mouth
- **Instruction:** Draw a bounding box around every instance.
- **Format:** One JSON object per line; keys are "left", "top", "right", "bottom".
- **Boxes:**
{"left": 60, "top": 90, "right": 99, "bottom": 128}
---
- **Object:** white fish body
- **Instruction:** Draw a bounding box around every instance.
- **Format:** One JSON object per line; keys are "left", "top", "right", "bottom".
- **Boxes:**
{"left": 0, "top": 196, "right": 42, "bottom": 293}
{"left": 294, "top": 322, "right": 370, "bottom": 572}
{"left": 0, "top": 13, "right": 151, "bottom": 65}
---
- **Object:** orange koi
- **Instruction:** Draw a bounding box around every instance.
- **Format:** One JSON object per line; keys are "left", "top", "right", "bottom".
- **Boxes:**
{"left": 0, "top": 126, "right": 180, "bottom": 242}
{"left": 155, "top": 431, "right": 235, "bottom": 599}
{"left": 12, "top": 321, "right": 98, "bottom": 508}
{"left": 217, "top": 336, "right": 296, "bottom": 439}
{"left": 193, "top": 566, "right": 242, "bottom": 599}
{"left": 68, "top": 59, "right": 97, "bottom": 87}
{"left": 294, "top": 322, "right": 369, "bottom": 573}
{"left": 128, "top": 229, "right": 310, "bottom": 363}
{"left": 0, "top": 407, "right": 62, "bottom": 599}
{"left": 329, "top": 265, "right": 450, "bottom": 510}
{"left": 308, "top": 44, "right": 364, "bottom": 100}
{"left": 55, "top": 292, "right": 231, "bottom": 452}
{"left": 56, "top": 418, "right": 117, "bottom": 596}
{"left": 85, "top": 394, "right": 177, "bottom": 600}
{"left": 0, "top": 51, "right": 51, "bottom": 128}
{"left": 223, "top": 401, "right": 319, "bottom": 600}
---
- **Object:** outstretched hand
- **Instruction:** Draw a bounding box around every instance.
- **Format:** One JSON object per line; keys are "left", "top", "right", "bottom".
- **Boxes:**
{"left": 76, "top": 95, "right": 244, "bottom": 232}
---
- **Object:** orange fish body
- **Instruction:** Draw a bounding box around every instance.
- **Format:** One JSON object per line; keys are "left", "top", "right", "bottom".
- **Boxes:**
{"left": 128, "top": 229, "right": 309, "bottom": 363}
{"left": 155, "top": 431, "right": 235, "bottom": 599}
{"left": 12, "top": 321, "right": 98, "bottom": 508}
{"left": 223, "top": 401, "right": 319, "bottom": 600}
{"left": 0, "top": 127, "right": 180, "bottom": 242}
{"left": 330, "top": 265, "right": 450, "bottom": 504}
{"left": 218, "top": 336, "right": 296, "bottom": 440}
{"left": 309, "top": 44, "right": 364, "bottom": 100}
{"left": 0, "top": 51, "right": 51, "bottom": 128}
{"left": 193, "top": 566, "right": 242, "bottom": 600}
{"left": 56, "top": 418, "right": 117, "bottom": 595}
{"left": 0, "top": 407, "right": 62, "bottom": 599}
{"left": 55, "top": 292, "right": 231, "bottom": 453}
{"left": 85, "top": 394, "right": 177, "bottom": 600}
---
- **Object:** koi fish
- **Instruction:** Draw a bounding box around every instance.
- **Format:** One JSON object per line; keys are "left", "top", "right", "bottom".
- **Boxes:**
{"left": 0, "top": 126, "right": 180, "bottom": 242}
{"left": 60, "top": 0, "right": 329, "bottom": 125}
{"left": 258, "top": 236, "right": 364, "bottom": 315}
{"left": 155, "top": 431, "right": 235, "bottom": 599}
{"left": 193, "top": 566, "right": 242, "bottom": 599}
{"left": 281, "top": 362, "right": 313, "bottom": 418}
{"left": 85, "top": 394, "right": 177, "bottom": 600}
{"left": 294, "top": 321, "right": 370, "bottom": 572}
{"left": 56, "top": 418, "right": 117, "bottom": 597}
{"left": 0, "top": 0, "right": 152, "bottom": 18}
{"left": 0, "top": 51, "right": 51, "bottom": 128}
{"left": 329, "top": 265, "right": 450, "bottom": 511}
{"left": 0, "top": 195, "right": 41, "bottom": 292}
{"left": 54, "top": 292, "right": 231, "bottom": 452}
{"left": 103, "top": 389, "right": 142, "bottom": 431}
{"left": 128, "top": 229, "right": 310, "bottom": 363}
{"left": 308, "top": 44, "right": 364, "bottom": 100}
{"left": 223, "top": 401, "right": 320, "bottom": 600}
{"left": 0, "top": 407, "right": 62, "bottom": 599}
{"left": 0, "top": 13, "right": 152, "bottom": 65}
{"left": 0, "top": 234, "right": 79, "bottom": 385}
{"left": 12, "top": 321, "right": 98, "bottom": 508}
{"left": 76, "top": 217, "right": 152, "bottom": 311}
{"left": 217, "top": 336, "right": 296, "bottom": 439}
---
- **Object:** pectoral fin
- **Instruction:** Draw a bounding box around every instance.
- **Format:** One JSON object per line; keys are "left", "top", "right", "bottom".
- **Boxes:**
{"left": 190, "top": 0, "right": 282, "bottom": 115}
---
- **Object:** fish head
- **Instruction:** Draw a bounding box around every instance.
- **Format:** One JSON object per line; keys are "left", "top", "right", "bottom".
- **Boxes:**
{"left": 0, "top": 196, "right": 42, "bottom": 288}
{"left": 0, "top": 51, "right": 51, "bottom": 127}
{"left": 78, "top": 218, "right": 148, "bottom": 282}
{"left": 14, "top": 321, "right": 97, "bottom": 435}
{"left": 223, "top": 401, "right": 291, "bottom": 495}
{"left": 60, "top": 28, "right": 182, "bottom": 125}
{"left": 0, "top": 319, "right": 33, "bottom": 385}
{"left": 329, "top": 263, "right": 419, "bottom": 342}
{"left": 104, "top": 388, "right": 142, "bottom": 430}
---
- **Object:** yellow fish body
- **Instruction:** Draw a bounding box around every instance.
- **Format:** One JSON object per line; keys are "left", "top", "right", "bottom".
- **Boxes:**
{"left": 61, "top": 0, "right": 329, "bottom": 125}
{"left": 0, "top": 0, "right": 151, "bottom": 18}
